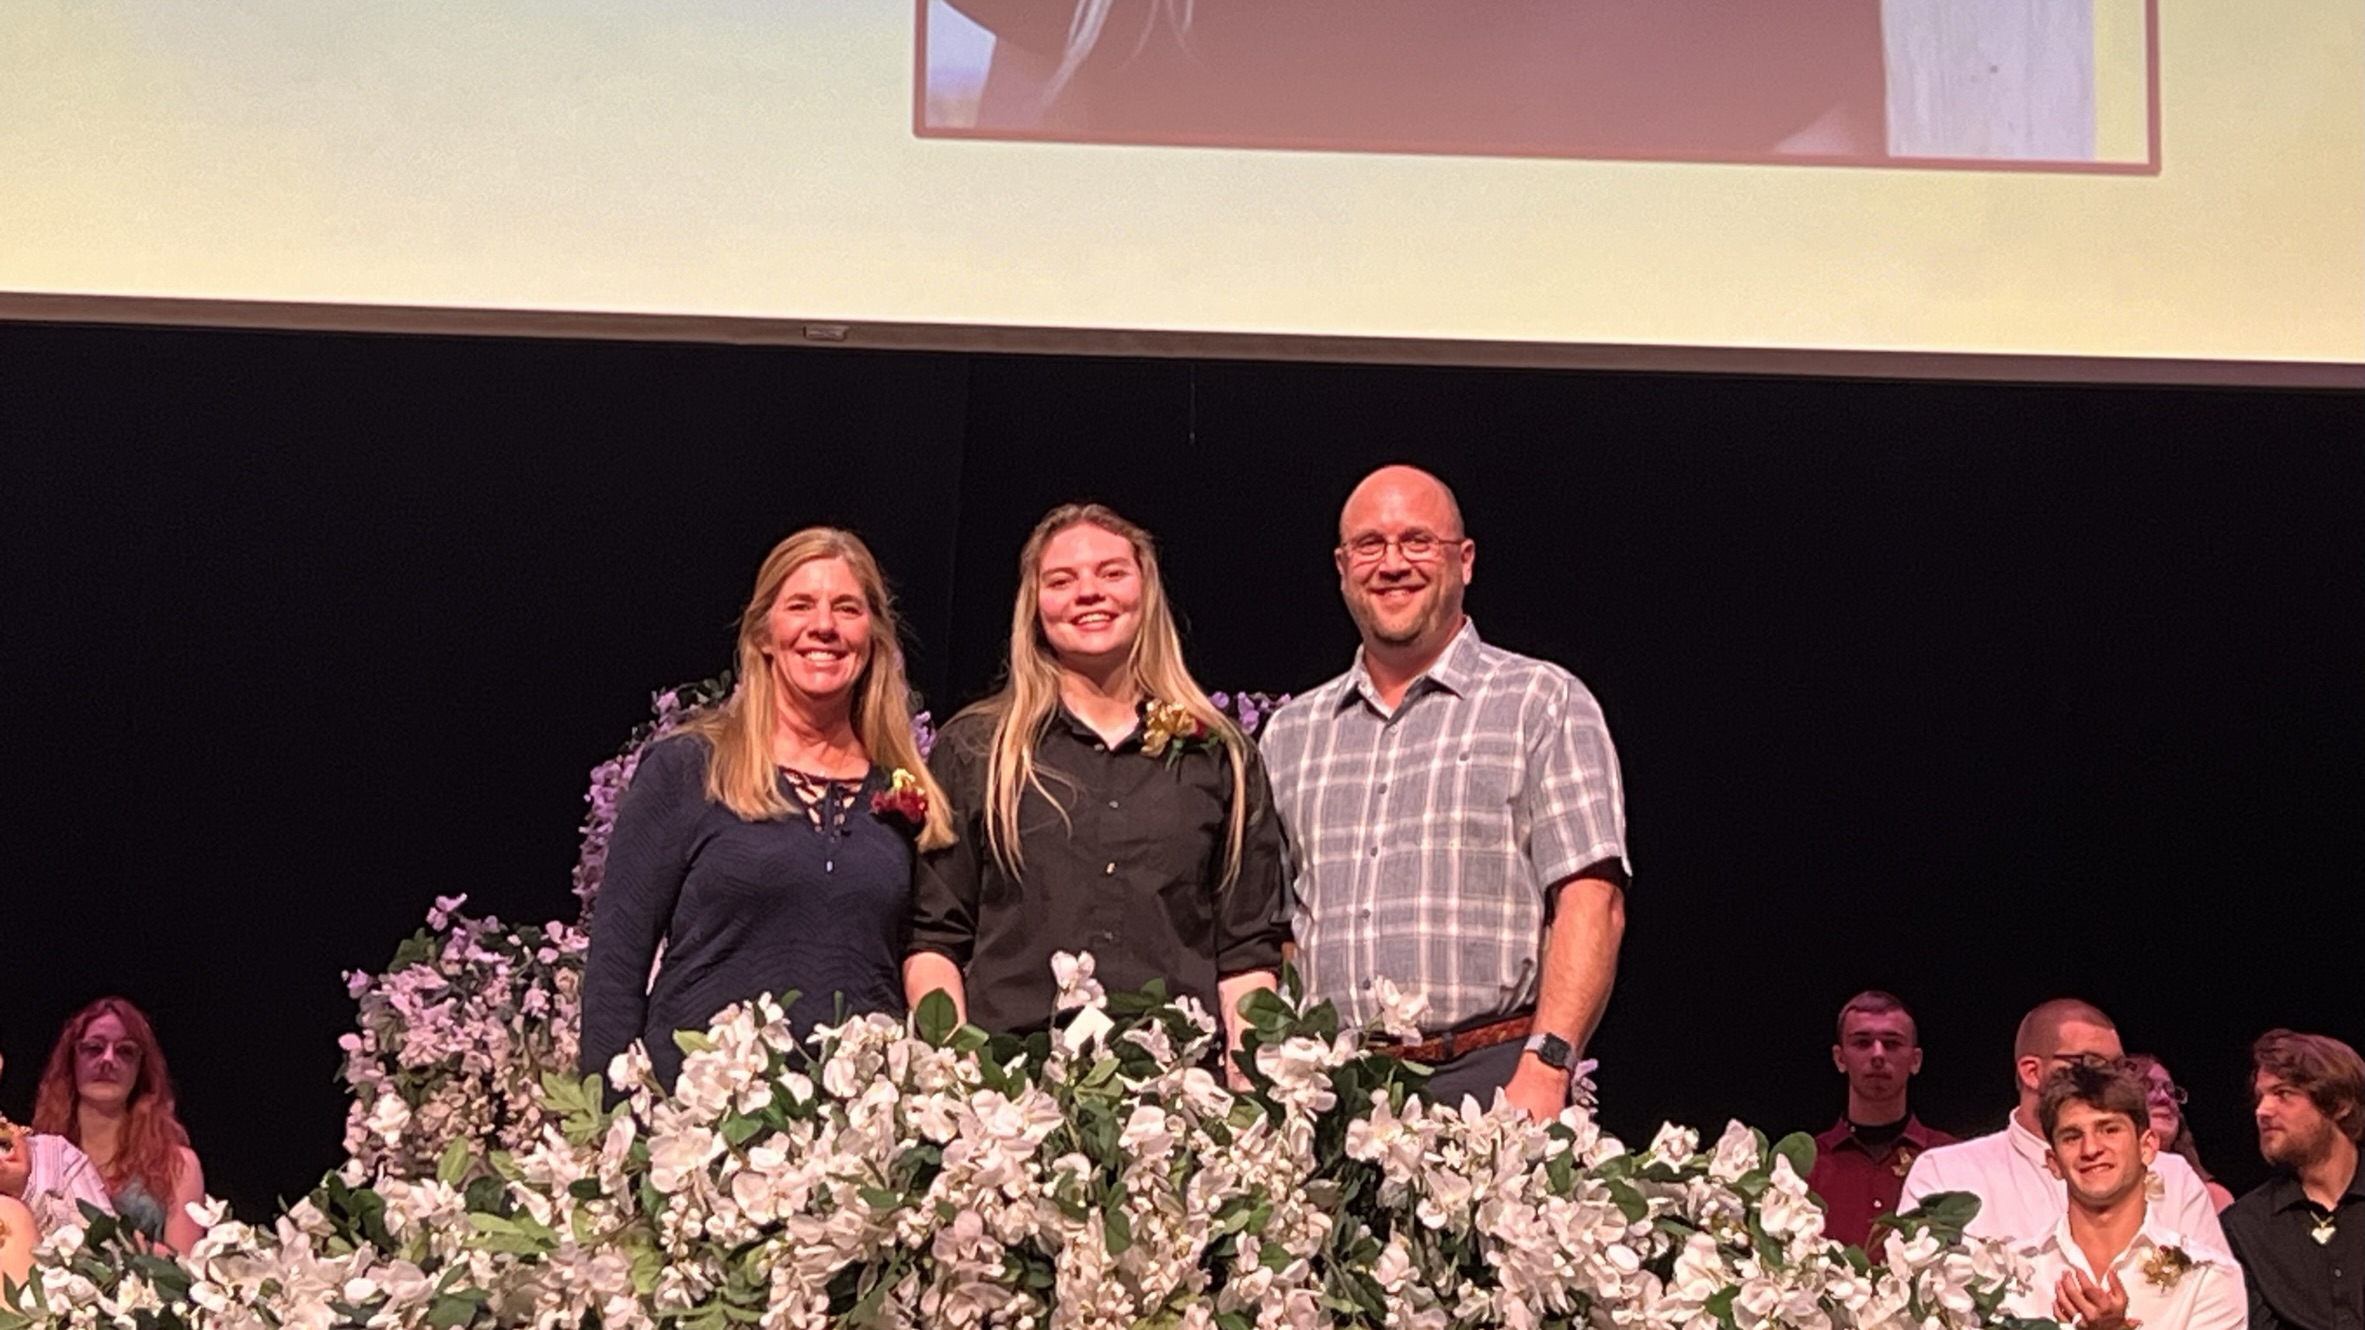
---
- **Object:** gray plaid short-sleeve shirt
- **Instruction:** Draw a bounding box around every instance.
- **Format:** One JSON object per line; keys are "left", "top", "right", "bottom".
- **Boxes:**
{"left": 1259, "top": 622, "right": 1629, "bottom": 1032}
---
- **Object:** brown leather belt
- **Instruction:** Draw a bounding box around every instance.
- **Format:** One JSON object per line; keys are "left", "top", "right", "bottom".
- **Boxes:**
{"left": 1380, "top": 1009, "right": 1534, "bottom": 1065}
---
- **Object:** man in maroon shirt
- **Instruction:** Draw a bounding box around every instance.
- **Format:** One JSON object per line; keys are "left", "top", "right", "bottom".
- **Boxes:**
{"left": 1808, "top": 990, "right": 1958, "bottom": 1249}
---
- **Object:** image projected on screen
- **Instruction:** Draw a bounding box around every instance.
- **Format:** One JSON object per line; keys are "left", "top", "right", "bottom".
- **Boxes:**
{"left": 919, "top": 0, "right": 2157, "bottom": 170}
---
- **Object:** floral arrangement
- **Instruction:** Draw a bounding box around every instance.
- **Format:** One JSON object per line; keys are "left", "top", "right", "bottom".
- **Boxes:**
{"left": 8, "top": 956, "right": 2031, "bottom": 1330}
{"left": 337, "top": 899, "right": 587, "bottom": 1182}
{"left": 4, "top": 678, "right": 2041, "bottom": 1330}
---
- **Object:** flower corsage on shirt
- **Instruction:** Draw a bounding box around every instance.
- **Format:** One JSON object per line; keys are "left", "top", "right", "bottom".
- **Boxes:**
{"left": 2140, "top": 1245, "right": 2195, "bottom": 1292}
{"left": 1140, "top": 700, "right": 1219, "bottom": 763}
{"left": 870, "top": 768, "right": 929, "bottom": 831}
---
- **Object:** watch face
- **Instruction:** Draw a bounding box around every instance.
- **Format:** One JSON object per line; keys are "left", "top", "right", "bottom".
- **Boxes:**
{"left": 1531, "top": 1032, "right": 1573, "bottom": 1069}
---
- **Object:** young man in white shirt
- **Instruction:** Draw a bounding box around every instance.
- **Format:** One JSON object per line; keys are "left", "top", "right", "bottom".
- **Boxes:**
{"left": 1901, "top": 997, "right": 2227, "bottom": 1250}
{"left": 2006, "top": 1055, "right": 2246, "bottom": 1330}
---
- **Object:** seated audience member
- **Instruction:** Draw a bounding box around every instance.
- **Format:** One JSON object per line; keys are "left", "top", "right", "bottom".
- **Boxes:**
{"left": 2223, "top": 1029, "right": 2364, "bottom": 1330}
{"left": 32, "top": 998, "right": 206, "bottom": 1252}
{"left": 2130, "top": 1054, "right": 2239, "bottom": 1211}
{"left": 0, "top": 1189, "right": 33, "bottom": 1309}
{"left": 2004, "top": 1056, "right": 2246, "bottom": 1330}
{"left": 0, "top": 1032, "right": 115, "bottom": 1235}
{"left": 1901, "top": 998, "right": 2226, "bottom": 1249}
{"left": 1807, "top": 990, "right": 1958, "bottom": 1247}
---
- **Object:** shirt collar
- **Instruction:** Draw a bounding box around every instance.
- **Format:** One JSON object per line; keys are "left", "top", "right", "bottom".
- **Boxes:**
{"left": 1048, "top": 700, "right": 1145, "bottom": 750}
{"left": 2032, "top": 1202, "right": 2187, "bottom": 1275}
{"left": 1341, "top": 619, "right": 1483, "bottom": 713}
{"left": 1819, "top": 1115, "right": 1947, "bottom": 1152}
{"left": 2266, "top": 1163, "right": 2365, "bottom": 1212}
{"left": 2007, "top": 1113, "right": 2051, "bottom": 1169}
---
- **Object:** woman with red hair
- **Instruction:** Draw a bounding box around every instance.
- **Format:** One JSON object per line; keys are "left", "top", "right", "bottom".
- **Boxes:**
{"left": 31, "top": 998, "right": 206, "bottom": 1252}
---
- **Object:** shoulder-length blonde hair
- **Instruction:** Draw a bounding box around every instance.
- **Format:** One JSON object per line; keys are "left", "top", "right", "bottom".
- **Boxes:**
{"left": 681, "top": 527, "right": 953, "bottom": 851}
{"left": 961, "top": 503, "right": 1247, "bottom": 884}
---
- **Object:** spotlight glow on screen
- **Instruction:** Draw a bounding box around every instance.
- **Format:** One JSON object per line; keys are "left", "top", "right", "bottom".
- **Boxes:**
{"left": 0, "top": 1, "right": 2357, "bottom": 383}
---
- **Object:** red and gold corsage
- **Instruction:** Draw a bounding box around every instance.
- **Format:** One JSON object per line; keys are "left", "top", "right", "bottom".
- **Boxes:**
{"left": 870, "top": 768, "right": 929, "bottom": 829}
{"left": 1140, "top": 701, "right": 1216, "bottom": 764}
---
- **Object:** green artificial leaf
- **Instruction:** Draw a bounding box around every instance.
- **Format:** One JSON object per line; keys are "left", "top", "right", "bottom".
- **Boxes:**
{"left": 1604, "top": 1178, "right": 1647, "bottom": 1224}
{"left": 721, "top": 1113, "right": 766, "bottom": 1148}
{"left": 1103, "top": 1207, "right": 1133, "bottom": 1255}
{"left": 1240, "top": 987, "right": 1295, "bottom": 1035}
{"left": 673, "top": 1030, "right": 717, "bottom": 1056}
{"left": 437, "top": 1138, "right": 473, "bottom": 1186}
{"left": 425, "top": 1293, "right": 481, "bottom": 1330}
{"left": 569, "top": 1177, "right": 605, "bottom": 1201}
{"left": 1771, "top": 1131, "right": 1818, "bottom": 1181}
{"left": 914, "top": 989, "right": 958, "bottom": 1046}
{"left": 389, "top": 930, "right": 437, "bottom": 971}
{"left": 858, "top": 1186, "right": 905, "bottom": 1213}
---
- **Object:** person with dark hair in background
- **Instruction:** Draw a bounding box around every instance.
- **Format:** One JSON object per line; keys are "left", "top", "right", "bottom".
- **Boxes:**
{"left": 906, "top": 503, "right": 1289, "bottom": 1060}
{"left": 1262, "top": 465, "right": 1629, "bottom": 1118}
{"left": 945, "top": 1, "right": 1888, "bottom": 161}
{"left": 2222, "top": 1029, "right": 2365, "bottom": 1330}
{"left": 2129, "top": 1054, "right": 2239, "bottom": 1212}
{"left": 1807, "top": 990, "right": 1957, "bottom": 1248}
{"left": 0, "top": 1020, "right": 114, "bottom": 1236}
{"left": 2002, "top": 1056, "right": 2246, "bottom": 1330}
{"left": 31, "top": 997, "right": 205, "bottom": 1252}
{"left": 1901, "top": 997, "right": 2227, "bottom": 1250}
{"left": 580, "top": 529, "right": 955, "bottom": 1098}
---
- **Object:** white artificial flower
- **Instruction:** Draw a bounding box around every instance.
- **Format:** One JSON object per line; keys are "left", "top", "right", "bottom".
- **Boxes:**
{"left": 1059, "top": 1005, "right": 1116, "bottom": 1057}
{"left": 1366, "top": 975, "right": 1431, "bottom": 1041}
{"left": 1706, "top": 1120, "right": 1760, "bottom": 1182}
{"left": 1050, "top": 951, "right": 1107, "bottom": 1011}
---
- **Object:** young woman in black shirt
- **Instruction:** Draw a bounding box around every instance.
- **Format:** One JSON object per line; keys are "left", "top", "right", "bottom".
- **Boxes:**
{"left": 906, "top": 504, "right": 1289, "bottom": 1067}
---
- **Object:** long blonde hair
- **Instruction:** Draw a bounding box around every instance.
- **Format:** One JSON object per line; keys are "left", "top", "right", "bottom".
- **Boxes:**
{"left": 963, "top": 503, "right": 1247, "bottom": 884}
{"left": 681, "top": 528, "right": 953, "bottom": 851}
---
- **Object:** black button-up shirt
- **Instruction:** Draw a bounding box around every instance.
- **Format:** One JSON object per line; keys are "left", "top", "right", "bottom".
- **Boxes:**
{"left": 911, "top": 704, "right": 1291, "bottom": 1036}
{"left": 2225, "top": 1165, "right": 2365, "bottom": 1330}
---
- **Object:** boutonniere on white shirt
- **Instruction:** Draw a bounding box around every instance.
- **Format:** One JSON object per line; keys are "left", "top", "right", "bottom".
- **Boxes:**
{"left": 2141, "top": 1245, "right": 2195, "bottom": 1291}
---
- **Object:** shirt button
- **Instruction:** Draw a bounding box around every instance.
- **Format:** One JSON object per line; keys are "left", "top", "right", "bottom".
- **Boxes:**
{"left": 1368, "top": 846, "right": 1379, "bottom": 857}
{"left": 1377, "top": 783, "right": 1388, "bottom": 795}
{"left": 1104, "top": 862, "right": 1116, "bottom": 876}
{"left": 1359, "top": 907, "right": 1372, "bottom": 919}
{"left": 1361, "top": 980, "right": 1373, "bottom": 992}
{"left": 1108, "top": 799, "right": 1119, "bottom": 809}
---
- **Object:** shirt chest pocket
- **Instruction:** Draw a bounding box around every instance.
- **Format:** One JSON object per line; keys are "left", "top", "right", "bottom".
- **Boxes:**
{"left": 1450, "top": 737, "right": 1524, "bottom": 850}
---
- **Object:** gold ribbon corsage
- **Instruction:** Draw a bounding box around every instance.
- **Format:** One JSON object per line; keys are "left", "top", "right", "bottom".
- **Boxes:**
{"left": 2140, "top": 1245, "right": 2194, "bottom": 1292}
{"left": 1140, "top": 701, "right": 1215, "bottom": 763}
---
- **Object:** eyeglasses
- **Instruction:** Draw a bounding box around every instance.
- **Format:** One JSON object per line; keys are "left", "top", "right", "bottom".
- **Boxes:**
{"left": 2148, "top": 1082, "right": 2189, "bottom": 1106}
{"left": 1340, "top": 531, "right": 1462, "bottom": 566}
{"left": 76, "top": 1039, "right": 143, "bottom": 1064}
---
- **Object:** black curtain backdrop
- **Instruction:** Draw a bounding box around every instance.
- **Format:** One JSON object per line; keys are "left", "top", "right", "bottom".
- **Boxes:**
{"left": 3, "top": 321, "right": 2358, "bottom": 1219}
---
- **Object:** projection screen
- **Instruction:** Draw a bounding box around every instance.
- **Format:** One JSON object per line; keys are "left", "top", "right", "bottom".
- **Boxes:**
{"left": 2, "top": 1, "right": 2358, "bottom": 385}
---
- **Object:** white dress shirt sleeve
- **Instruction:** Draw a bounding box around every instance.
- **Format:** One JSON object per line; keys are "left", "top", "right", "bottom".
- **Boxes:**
{"left": 2152, "top": 1153, "right": 2231, "bottom": 1251}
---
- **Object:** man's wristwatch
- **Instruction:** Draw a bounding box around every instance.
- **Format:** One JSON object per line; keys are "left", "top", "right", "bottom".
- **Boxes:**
{"left": 1523, "top": 1031, "right": 1575, "bottom": 1073}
